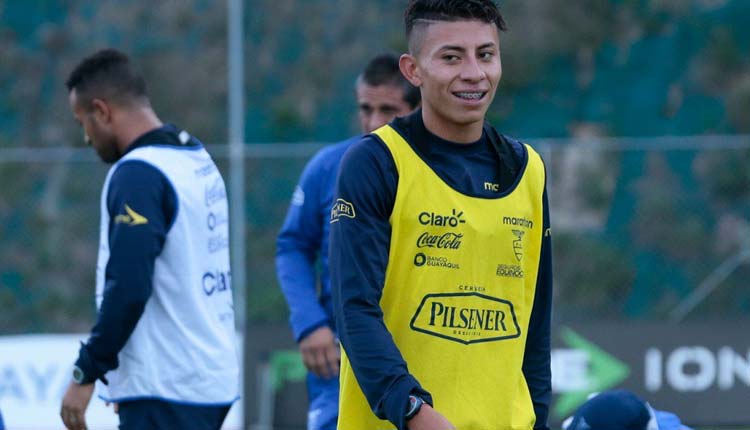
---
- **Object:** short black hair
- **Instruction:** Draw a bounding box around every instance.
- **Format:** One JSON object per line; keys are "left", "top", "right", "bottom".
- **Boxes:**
{"left": 357, "top": 53, "right": 421, "bottom": 109}
{"left": 66, "top": 49, "right": 148, "bottom": 110}
{"left": 405, "top": 0, "right": 507, "bottom": 44}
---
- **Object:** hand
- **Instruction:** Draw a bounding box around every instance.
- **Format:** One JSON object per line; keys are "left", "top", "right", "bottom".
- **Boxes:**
{"left": 299, "top": 326, "right": 340, "bottom": 378}
{"left": 407, "top": 404, "right": 456, "bottom": 430}
{"left": 60, "top": 381, "right": 95, "bottom": 430}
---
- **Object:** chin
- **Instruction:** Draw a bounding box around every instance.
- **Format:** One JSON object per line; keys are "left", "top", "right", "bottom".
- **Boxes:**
{"left": 452, "top": 111, "right": 486, "bottom": 126}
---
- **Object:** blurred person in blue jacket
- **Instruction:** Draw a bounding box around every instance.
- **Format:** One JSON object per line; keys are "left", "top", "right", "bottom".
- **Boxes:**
{"left": 275, "top": 53, "right": 420, "bottom": 430}
{"left": 563, "top": 389, "right": 694, "bottom": 430}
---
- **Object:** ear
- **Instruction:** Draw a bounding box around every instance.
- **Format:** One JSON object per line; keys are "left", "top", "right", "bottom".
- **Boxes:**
{"left": 399, "top": 53, "right": 422, "bottom": 87}
{"left": 91, "top": 98, "right": 112, "bottom": 124}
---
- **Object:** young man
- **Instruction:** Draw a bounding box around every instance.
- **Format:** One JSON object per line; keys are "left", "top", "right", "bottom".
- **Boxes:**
{"left": 330, "top": 1, "right": 552, "bottom": 430}
{"left": 276, "top": 53, "right": 419, "bottom": 430}
{"left": 60, "top": 49, "right": 239, "bottom": 430}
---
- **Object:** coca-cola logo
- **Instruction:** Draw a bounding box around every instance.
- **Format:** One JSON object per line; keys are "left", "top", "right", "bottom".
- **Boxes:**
{"left": 204, "top": 178, "right": 227, "bottom": 207}
{"left": 416, "top": 232, "right": 463, "bottom": 250}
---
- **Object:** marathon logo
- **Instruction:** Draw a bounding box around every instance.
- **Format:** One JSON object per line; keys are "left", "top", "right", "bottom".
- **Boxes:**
{"left": 410, "top": 293, "right": 520, "bottom": 345}
{"left": 503, "top": 216, "right": 534, "bottom": 229}
{"left": 330, "top": 198, "right": 356, "bottom": 223}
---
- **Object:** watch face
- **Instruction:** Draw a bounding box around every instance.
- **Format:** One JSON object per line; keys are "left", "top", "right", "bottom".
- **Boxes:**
{"left": 409, "top": 395, "right": 418, "bottom": 409}
{"left": 73, "top": 367, "right": 84, "bottom": 383}
{"left": 406, "top": 395, "right": 423, "bottom": 419}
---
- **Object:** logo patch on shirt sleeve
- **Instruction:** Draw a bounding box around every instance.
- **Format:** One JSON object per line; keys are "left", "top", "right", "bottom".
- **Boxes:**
{"left": 114, "top": 204, "right": 149, "bottom": 226}
{"left": 330, "top": 198, "right": 356, "bottom": 223}
{"left": 291, "top": 185, "right": 305, "bottom": 206}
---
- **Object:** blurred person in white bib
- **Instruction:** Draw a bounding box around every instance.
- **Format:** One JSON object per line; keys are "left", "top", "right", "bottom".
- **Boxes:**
{"left": 60, "top": 48, "right": 239, "bottom": 430}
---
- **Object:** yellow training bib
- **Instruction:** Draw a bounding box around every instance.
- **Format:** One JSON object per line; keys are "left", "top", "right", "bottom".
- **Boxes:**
{"left": 338, "top": 125, "right": 546, "bottom": 430}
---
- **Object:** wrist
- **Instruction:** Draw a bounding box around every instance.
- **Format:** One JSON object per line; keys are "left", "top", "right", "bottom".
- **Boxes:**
{"left": 405, "top": 394, "right": 425, "bottom": 421}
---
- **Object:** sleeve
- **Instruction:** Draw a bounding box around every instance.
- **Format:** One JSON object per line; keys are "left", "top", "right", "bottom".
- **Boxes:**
{"left": 329, "top": 136, "right": 432, "bottom": 430}
{"left": 654, "top": 410, "right": 690, "bottom": 430}
{"left": 75, "top": 160, "right": 176, "bottom": 383}
{"left": 522, "top": 186, "right": 553, "bottom": 430}
{"left": 275, "top": 151, "right": 330, "bottom": 341}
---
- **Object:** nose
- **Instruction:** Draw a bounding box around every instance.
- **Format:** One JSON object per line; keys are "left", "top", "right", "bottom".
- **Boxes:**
{"left": 460, "top": 57, "right": 484, "bottom": 82}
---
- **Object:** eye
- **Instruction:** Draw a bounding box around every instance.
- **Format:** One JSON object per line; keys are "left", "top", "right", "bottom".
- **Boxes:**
{"left": 359, "top": 105, "right": 373, "bottom": 115}
{"left": 442, "top": 54, "right": 460, "bottom": 63}
{"left": 479, "top": 51, "right": 495, "bottom": 61}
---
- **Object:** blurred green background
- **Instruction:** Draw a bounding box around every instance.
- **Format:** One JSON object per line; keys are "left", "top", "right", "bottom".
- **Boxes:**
{"left": 1, "top": 1, "right": 749, "bottom": 428}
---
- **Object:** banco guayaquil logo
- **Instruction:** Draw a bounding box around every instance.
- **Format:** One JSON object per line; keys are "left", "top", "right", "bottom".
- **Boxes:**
{"left": 413, "top": 252, "right": 459, "bottom": 269}
{"left": 330, "top": 198, "right": 355, "bottom": 223}
{"left": 410, "top": 293, "right": 520, "bottom": 345}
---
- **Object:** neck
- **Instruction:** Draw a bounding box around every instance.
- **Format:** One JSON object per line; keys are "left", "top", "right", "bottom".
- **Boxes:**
{"left": 421, "top": 107, "right": 484, "bottom": 144}
{"left": 114, "top": 107, "right": 163, "bottom": 153}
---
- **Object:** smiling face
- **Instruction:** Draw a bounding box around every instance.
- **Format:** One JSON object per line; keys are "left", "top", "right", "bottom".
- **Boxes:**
{"left": 400, "top": 19, "right": 501, "bottom": 143}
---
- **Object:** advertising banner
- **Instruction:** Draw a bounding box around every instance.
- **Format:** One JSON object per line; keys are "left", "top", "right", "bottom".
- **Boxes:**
{"left": 551, "top": 323, "right": 750, "bottom": 427}
{"left": 0, "top": 334, "right": 242, "bottom": 430}
{"left": 252, "top": 323, "right": 750, "bottom": 428}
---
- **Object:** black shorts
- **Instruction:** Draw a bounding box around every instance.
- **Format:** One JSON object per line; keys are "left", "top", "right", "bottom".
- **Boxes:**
{"left": 118, "top": 399, "right": 231, "bottom": 430}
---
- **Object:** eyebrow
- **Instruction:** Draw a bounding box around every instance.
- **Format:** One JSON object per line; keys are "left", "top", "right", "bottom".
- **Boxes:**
{"left": 438, "top": 42, "right": 497, "bottom": 52}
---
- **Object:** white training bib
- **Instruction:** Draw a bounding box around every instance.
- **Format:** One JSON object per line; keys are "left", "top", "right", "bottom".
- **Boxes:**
{"left": 95, "top": 142, "right": 239, "bottom": 404}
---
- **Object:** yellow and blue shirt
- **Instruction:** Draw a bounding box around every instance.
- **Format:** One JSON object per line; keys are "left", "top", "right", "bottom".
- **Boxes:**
{"left": 330, "top": 111, "right": 552, "bottom": 430}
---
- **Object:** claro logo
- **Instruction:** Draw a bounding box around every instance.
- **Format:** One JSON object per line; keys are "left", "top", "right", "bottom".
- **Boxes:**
{"left": 410, "top": 293, "right": 520, "bottom": 345}
{"left": 202, "top": 270, "right": 231, "bottom": 296}
{"left": 418, "top": 209, "right": 466, "bottom": 227}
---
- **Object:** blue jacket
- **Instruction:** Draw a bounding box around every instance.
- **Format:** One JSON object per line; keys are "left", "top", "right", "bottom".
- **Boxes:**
{"left": 276, "top": 136, "right": 359, "bottom": 341}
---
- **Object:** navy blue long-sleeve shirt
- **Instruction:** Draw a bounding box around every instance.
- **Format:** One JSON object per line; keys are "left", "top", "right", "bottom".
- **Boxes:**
{"left": 75, "top": 126, "right": 183, "bottom": 383}
{"left": 330, "top": 111, "right": 552, "bottom": 429}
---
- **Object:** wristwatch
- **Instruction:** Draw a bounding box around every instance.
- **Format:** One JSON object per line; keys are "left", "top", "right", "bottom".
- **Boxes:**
{"left": 72, "top": 365, "right": 89, "bottom": 384}
{"left": 405, "top": 394, "right": 424, "bottom": 420}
